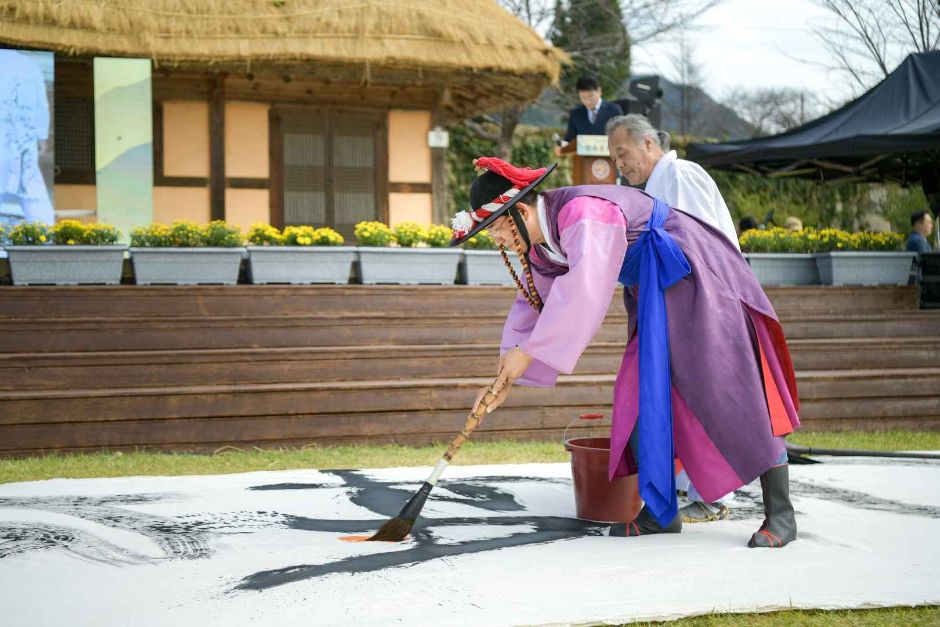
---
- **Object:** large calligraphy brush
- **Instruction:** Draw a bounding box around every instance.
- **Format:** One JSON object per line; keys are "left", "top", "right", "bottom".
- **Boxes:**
{"left": 365, "top": 382, "right": 500, "bottom": 542}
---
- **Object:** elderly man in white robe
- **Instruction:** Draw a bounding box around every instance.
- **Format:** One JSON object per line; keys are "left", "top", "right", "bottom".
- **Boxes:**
{"left": 607, "top": 113, "right": 739, "bottom": 523}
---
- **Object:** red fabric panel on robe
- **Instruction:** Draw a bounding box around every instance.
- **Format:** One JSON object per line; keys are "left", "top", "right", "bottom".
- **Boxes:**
{"left": 757, "top": 331, "right": 795, "bottom": 437}
{"left": 756, "top": 310, "right": 800, "bottom": 413}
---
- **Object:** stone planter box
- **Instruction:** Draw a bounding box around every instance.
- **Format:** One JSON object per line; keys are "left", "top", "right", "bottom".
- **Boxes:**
{"left": 6, "top": 245, "right": 127, "bottom": 285}
{"left": 745, "top": 253, "right": 819, "bottom": 286}
{"left": 130, "top": 247, "right": 245, "bottom": 285}
{"left": 248, "top": 246, "right": 356, "bottom": 284}
{"left": 814, "top": 251, "right": 917, "bottom": 286}
{"left": 460, "top": 249, "right": 525, "bottom": 285}
{"left": 356, "top": 247, "right": 461, "bottom": 285}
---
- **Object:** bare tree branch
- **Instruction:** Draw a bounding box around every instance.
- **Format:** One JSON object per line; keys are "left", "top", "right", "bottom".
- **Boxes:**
{"left": 725, "top": 87, "right": 825, "bottom": 137}
{"left": 670, "top": 30, "right": 707, "bottom": 136}
{"left": 812, "top": 0, "right": 940, "bottom": 93}
{"left": 462, "top": 119, "right": 501, "bottom": 143}
{"left": 497, "top": 0, "right": 557, "bottom": 36}
{"left": 499, "top": 0, "right": 725, "bottom": 44}
{"left": 622, "top": 0, "right": 724, "bottom": 44}
{"left": 889, "top": 0, "right": 940, "bottom": 51}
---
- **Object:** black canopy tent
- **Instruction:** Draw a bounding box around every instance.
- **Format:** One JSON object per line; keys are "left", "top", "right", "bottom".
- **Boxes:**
{"left": 686, "top": 51, "right": 940, "bottom": 187}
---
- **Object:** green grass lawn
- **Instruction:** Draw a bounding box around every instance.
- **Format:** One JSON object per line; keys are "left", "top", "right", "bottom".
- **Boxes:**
{"left": 2, "top": 431, "right": 938, "bottom": 626}
{"left": 2, "top": 430, "right": 939, "bottom": 485}
{"left": 624, "top": 605, "right": 940, "bottom": 626}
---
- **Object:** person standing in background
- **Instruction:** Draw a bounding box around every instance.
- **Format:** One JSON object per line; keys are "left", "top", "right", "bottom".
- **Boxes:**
{"left": 907, "top": 211, "right": 934, "bottom": 253}
{"left": 784, "top": 217, "right": 803, "bottom": 232}
{"left": 0, "top": 49, "right": 54, "bottom": 229}
{"left": 554, "top": 76, "right": 624, "bottom": 157}
{"left": 607, "top": 113, "right": 740, "bottom": 522}
{"left": 606, "top": 114, "right": 739, "bottom": 251}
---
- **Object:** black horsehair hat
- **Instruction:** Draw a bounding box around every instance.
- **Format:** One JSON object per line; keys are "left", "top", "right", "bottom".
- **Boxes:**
{"left": 449, "top": 157, "right": 557, "bottom": 246}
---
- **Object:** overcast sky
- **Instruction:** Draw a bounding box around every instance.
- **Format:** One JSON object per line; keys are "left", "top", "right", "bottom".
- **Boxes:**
{"left": 630, "top": 0, "right": 864, "bottom": 109}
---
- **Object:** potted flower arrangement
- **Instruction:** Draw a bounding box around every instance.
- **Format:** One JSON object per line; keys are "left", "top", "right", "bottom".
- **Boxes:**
{"left": 246, "top": 223, "right": 355, "bottom": 284}
{"left": 739, "top": 227, "right": 820, "bottom": 286}
{"left": 4, "top": 220, "right": 126, "bottom": 285}
{"left": 812, "top": 228, "right": 912, "bottom": 285}
{"left": 355, "top": 221, "right": 461, "bottom": 285}
{"left": 129, "top": 220, "right": 245, "bottom": 285}
{"left": 458, "top": 229, "right": 524, "bottom": 286}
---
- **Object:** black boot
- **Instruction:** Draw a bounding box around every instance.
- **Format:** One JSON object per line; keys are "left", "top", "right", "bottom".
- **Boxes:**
{"left": 609, "top": 505, "right": 682, "bottom": 537}
{"left": 748, "top": 464, "right": 797, "bottom": 548}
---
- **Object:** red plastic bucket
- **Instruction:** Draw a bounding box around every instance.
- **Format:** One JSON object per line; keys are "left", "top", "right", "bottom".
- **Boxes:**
{"left": 564, "top": 414, "right": 642, "bottom": 523}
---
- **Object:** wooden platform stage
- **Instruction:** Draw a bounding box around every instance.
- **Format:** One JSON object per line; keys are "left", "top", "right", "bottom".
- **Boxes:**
{"left": 1, "top": 285, "right": 938, "bottom": 457}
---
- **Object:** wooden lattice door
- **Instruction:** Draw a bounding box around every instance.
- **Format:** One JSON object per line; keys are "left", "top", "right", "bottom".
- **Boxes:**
{"left": 272, "top": 107, "right": 386, "bottom": 241}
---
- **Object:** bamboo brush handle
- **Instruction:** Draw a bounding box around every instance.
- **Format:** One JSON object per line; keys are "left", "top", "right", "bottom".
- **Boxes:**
{"left": 442, "top": 384, "right": 499, "bottom": 462}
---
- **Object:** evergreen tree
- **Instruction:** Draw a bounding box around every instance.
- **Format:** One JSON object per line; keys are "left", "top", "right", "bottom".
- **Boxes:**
{"left": 550, "top": 0, "right": 631, "bottom": 98}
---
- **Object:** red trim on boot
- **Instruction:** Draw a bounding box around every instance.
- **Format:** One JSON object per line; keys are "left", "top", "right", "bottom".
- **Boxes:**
{"left": 757, "top": 529, "right": 782, "bottom": 547}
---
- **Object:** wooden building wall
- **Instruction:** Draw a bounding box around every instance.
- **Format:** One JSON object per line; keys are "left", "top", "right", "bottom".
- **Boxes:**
{"left": 156, "top": 99, "right": 211, "bottom": 223}
{"left": 53, "top": 59, "right": 443, "bottom": 233}
{"left": 388, "top": 110, "right": 433, "bottom": 227}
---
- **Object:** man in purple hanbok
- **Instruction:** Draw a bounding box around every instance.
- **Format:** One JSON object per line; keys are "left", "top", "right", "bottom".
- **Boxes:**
{"left": 451, "top": 157, "right": 799, "bottom": 548}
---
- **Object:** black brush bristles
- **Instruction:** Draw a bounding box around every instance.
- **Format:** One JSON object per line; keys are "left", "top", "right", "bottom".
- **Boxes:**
{"left": 366, "top": 517, "right": 414, "bottom": 542}
{"left": 366, "top": 482, "right": 433, "bottom": 542}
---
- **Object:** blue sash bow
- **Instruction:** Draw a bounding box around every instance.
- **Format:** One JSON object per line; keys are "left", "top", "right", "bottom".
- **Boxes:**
{"left": 618, "top": 198, "right": 691, "bottom": 528}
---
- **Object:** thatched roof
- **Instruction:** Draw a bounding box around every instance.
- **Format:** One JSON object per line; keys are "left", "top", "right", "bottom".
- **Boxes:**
{"left": 0, "top": 0, "right": 567, "bottom": 117}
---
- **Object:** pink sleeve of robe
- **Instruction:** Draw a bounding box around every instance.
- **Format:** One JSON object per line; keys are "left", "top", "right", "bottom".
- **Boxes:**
{"left": 500, "top": 265, "right": 560, "bottom": 387}
{"left": 500, "top": 197, "right": 628, "bottom": 387}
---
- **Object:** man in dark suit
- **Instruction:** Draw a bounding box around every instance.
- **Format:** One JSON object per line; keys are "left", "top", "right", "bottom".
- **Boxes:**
{"left": 555, "top": 75, "right": 624, "bottom": 156}
{"left": 907, "top": 211, "right": 934, "bottom": 253}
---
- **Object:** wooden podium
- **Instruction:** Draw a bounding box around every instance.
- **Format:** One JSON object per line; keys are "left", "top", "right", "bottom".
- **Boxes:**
{"left": 560, "top": 135, "right": 617, "bottom": 185}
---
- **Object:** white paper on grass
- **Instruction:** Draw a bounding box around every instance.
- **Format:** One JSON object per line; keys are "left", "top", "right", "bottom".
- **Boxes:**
{"left": 0, "top": 459, "right": 938, "bottom": 627}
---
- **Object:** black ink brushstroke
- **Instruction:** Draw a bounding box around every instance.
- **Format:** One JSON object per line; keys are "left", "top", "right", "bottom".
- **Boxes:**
{"left": 237, "top": 516, "right": 606, "bottom": 591}
{"left": 1, "top": 457, "right": 937, "bottom": 594}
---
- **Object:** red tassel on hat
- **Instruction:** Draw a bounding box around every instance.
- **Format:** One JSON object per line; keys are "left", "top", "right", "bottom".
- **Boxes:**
{"left": 473, "top": 157, "right": 547, "bottom": 189}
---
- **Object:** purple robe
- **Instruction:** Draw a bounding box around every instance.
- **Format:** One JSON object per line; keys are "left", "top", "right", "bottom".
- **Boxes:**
{"left": 501, "top": 185, "right": 800, "bottom": 502}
